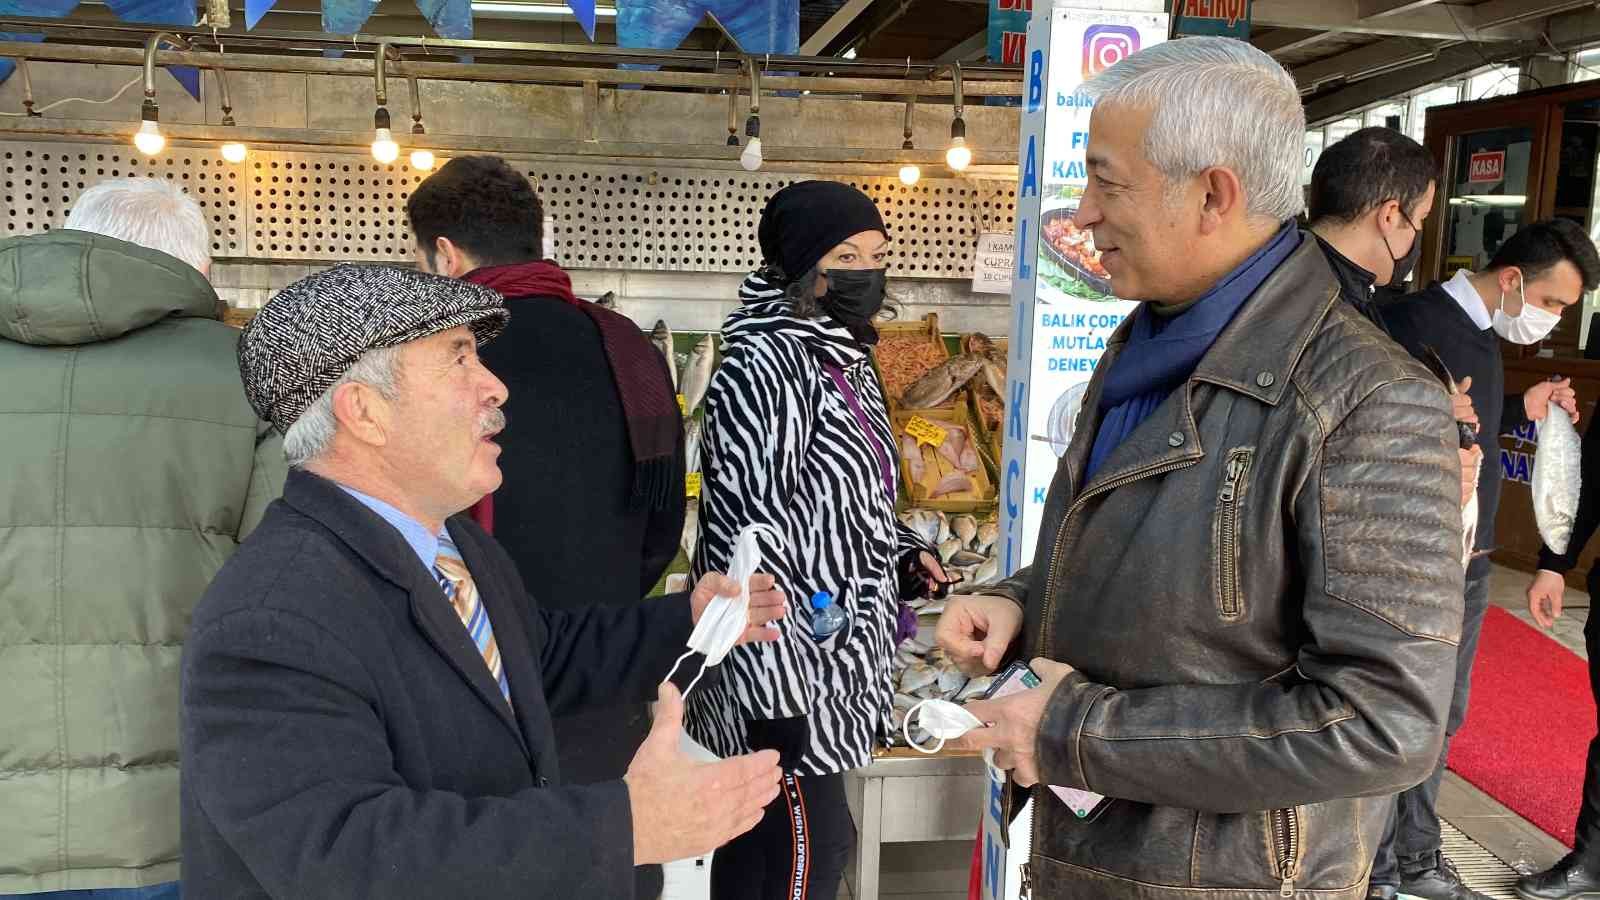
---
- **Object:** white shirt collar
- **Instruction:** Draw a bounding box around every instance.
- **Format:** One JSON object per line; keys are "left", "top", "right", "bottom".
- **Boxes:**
{"left": 1441, "top": 269, "right": 1494, "bottom": 331}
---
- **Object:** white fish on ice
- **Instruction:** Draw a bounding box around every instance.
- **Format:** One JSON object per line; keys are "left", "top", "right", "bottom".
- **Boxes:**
{"left": 681, "top": 334, "right": 716, "bottom": 417}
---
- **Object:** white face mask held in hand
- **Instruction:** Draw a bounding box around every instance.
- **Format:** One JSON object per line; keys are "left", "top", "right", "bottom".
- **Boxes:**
{"left": 903, "top": 698, "right": 1001, "bottom": 771}
{"left": 665, "top": 524, "right": 783, "bottom": 698}
{"left": 1493, "top": 275, "right": 1562, "bottom": 345}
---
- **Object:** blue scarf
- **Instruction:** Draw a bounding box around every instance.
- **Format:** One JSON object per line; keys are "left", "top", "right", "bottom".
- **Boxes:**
{"left": 1085, "top": 222, "right": 1301, "bottom": 481}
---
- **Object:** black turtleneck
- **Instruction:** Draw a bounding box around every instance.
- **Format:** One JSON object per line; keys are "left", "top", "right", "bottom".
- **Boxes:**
{"left": 1313, "top": 234, "right": 1386, "bottom": 331}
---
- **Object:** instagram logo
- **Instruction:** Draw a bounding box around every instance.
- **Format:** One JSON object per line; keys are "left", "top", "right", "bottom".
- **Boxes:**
{"left": 1082, "top": 25, "right": 1140, "bottom": 78}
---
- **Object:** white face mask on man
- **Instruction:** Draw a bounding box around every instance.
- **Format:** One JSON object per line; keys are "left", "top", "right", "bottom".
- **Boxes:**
{"left": 1492, "top": 274, "right": 1562, "bottom": 345}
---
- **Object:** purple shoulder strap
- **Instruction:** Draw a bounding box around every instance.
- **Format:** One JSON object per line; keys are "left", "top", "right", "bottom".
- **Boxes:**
{"left": 823, "top": 362, "right": 895, "bottom": 499}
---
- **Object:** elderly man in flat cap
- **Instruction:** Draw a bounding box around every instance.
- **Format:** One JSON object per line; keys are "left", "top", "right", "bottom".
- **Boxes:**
{"left": 179, "top": 264, "right": 786, "bottom": 900}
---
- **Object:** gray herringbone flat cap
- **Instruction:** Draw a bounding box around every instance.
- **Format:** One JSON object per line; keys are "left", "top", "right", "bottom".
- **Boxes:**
{"left": 239, "top": 263, "right": 509, "bottom": 434}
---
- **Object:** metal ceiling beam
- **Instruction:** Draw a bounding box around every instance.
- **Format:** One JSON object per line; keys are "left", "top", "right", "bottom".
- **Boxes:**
{"left": 1356, "top": 0, "right": 1441, "bottom": 18}
{"left": 0, "top": 113, "right": 1019, "bottom": 164}
{"left": 799, "top": 0, "right": 877, "bottom": 55}
{"left": 1292, "top": 38, "right": 1450, "bottom": 92}
{"left": 1252, "top": 0, "right": 1540, "bottom": 40}
{"left": 0, "top": 39, "right": 1023, "bottom": 96}
{"left": 935, "top": 29, "right": 988, "bottom": 64}
{"left": 1303, "top": 39, "right": 1538, "bottom": 123}
{"left": 1253, "top": 29, "right": 1339, "bottom": 58}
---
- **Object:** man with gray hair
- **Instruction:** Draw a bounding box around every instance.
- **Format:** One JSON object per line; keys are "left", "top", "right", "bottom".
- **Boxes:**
{"left": 934, "top": 37, "right": 1464, "bottom": 898}
{"left": 0, "top": 177, "right": 285, "bottom": 897}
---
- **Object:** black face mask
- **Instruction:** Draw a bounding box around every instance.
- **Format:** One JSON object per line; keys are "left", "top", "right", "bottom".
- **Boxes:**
{"left": 1381, "top": 211, "right": 1423, "bottom": 290}
{"left": 820, "top": 268, "right": 888, "bottom": 345}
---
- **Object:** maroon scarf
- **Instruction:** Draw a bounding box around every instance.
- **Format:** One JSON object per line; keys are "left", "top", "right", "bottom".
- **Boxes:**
{"left": 463, "top": 262, "right": 681, "bottom": 532}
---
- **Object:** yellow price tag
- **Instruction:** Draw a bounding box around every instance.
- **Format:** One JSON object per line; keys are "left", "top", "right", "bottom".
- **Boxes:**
{"left": 677, "top": 394, "right": 687, "bottom": 415}
{"left": 905, "top": 416, "right": 948, "bottom": 448}
{"left": 685, "top": 472, "right": 703, "bottom": 498}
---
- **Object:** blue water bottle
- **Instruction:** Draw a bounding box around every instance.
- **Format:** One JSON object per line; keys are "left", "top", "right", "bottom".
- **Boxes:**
{"left": 812, "top": 591, "right": 847, "bottom": 639}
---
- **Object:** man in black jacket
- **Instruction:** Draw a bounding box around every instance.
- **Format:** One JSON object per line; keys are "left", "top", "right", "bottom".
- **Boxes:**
{"left": 406, "top": 157, "right": 687, "bottom": 897}
{"left": 1521, "top": 411, "right": 1600, "bottom": 899}
{"left": 181, "top": 264, "right": 784, "bottom": 899}
{"left": 1370, "top": 220, "right": 1595, "bottom": 899}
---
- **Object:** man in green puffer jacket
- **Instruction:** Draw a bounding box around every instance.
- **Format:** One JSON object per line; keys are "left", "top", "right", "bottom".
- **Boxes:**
{"left": 0, "top": 178, "right": 286, "bottom": 897}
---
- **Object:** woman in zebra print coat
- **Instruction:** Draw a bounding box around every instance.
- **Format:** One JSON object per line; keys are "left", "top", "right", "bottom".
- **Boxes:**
{"left": 686, "top": 182, "right": 944, "bottom": 900}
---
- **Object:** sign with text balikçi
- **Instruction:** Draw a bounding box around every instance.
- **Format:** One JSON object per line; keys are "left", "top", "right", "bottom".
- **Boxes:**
{"left": 1174, "top": 0, "right": 1250, "bottom": 39}
{"left": 988, "top": 0, "right": 1033, "bottom": 64}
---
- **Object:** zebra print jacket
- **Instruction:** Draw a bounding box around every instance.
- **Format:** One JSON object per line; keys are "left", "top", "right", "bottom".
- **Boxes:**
{"left": 685, "top": 276, "right": 934, "bottom": 775}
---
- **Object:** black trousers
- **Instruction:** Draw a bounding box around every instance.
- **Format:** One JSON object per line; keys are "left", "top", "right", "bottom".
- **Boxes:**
{"left": 1570, "top": 568, "right": 1600, "bottom": 867}
{"left": 710, "top": 772, "right": 855, "bottom": 900}
{"left": 1370, "top": 574, "right": 1491, "bottom": 885}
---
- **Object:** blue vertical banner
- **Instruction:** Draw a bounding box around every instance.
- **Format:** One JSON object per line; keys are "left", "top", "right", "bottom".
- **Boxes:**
{"left": 1172, "top": 0, "right": 1250, "bottom": 39}
{"left": 987, "top": 0, "right": 1031, "bottom": 65}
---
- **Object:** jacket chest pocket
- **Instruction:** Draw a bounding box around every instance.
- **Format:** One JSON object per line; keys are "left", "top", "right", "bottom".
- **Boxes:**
{"left": 1213, "top": 447, "right": 1254, "bottom": 621}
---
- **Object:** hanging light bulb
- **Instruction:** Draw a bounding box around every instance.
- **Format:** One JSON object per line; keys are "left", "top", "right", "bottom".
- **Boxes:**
{"left": 370, "top": 41, "right": 401, "bottom": 164}
{"left": 134, "top": 115, "right": 165, "bottom": 156}
{"left": 372, "top": 107, "right": 400, "bottom": 164}
{"left": 739, "top": 58, "right": 763, "bottom": 171}
{"left": 134, "top": 32, "right": 187, "bottom": 157}
{"left": 945, "top": 62, "right": 972, "bottom": 172}
{"left": 405, "top": 76, "right": 433, "bottom": 171}
{"left": 214, "top": 67, "right": 247, "bottom": 163}
{"left": 899, "top": 94, "right": 920, "bottom": 185}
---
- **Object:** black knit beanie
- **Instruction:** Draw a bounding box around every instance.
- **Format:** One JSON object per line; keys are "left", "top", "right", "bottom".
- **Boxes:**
{"left": 757, "top": 181, "right": 889, "bottom": 284}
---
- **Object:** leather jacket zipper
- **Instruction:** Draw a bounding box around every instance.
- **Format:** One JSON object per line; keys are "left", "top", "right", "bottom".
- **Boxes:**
{"left": 1270, "top": 807, "right": 1301, "bottom": 896}
{"left": 1216, "top": 449, "right": 1252, "bottom": 619}
{"left": 1019, "top": 860, "right": 1032, "bottom": 899}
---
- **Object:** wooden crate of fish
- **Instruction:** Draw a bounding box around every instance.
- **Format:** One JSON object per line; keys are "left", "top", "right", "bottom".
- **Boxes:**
{"left": 893, "top": 407, "right": 995, "bottom": 512}
{"left": 874, "top": 314, "right": 952, "bottom": 411}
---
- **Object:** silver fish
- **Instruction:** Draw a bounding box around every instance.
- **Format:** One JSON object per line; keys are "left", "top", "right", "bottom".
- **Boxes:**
{"left": 682, "top": 334, "right": 716, "bottom": 417}
{"left": 950, "top": 515, "right": 978, "bottom": 548}
{"left": 972, "top": 556, "right": 999, "bottom": 586}
{"left": 938, "top": 537, "right": 964, "bottom": 563}
{"left": 901, "top": 353, "right": 988, "bottom": 409}
{"left": 684, "top": 417, "right": 704, "bottom": 475}
{"left": 899, "top": 662, "right": 939, "bottom": 693}
{"left": 651, "top": 319, "right": 677, "bottom": 390}
{"left": 975, "top": 521, "right": 999, "bottom": 554}
{"left": 1534, "top": 410, "right": 1583, "bottom": 555}
{"left": 935, "top": 511, "right": 952, "bottom": 545}
{"left": 905, "top": 509, "right": 940, "bottom": 546}
{"left": 949, "top": 549, "right": 986, "bottom": 568}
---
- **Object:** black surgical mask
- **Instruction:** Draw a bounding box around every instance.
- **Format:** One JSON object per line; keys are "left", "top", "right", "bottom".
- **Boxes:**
{"left": 820, "top": 268, "right": 888, "bottom": 345}
{"left": 1381, "top": 211, "right": 1423, "bottom": 290}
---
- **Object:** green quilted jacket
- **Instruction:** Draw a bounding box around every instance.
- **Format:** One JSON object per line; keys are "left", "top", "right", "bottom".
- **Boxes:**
{"left": 0, "top": 230, "right": 286, "bottom": 892}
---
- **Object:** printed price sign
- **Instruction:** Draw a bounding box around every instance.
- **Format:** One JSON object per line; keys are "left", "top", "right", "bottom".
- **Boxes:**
{"left": 685, "top": 472, "right": 702, "bottom": 498}
{"left": 905, "top": 416, "right": 949, "bottom": 448}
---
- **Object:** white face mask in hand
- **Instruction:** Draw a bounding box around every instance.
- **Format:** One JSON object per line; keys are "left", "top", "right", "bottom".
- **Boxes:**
{"left": 1493, "top": 275, "right": 1562, "bottom": 345}
{"left": 903, "top": 698, "right": 1004, "bottom": 774}
{"left": 666, "top": 524, "right": 783, "bottom": 697}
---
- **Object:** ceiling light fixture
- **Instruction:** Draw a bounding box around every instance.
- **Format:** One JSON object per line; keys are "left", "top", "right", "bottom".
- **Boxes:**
{"left": 899, "top": 93, "right": 920, "bottom": 186}
{"left": 945, "top": 62, "right": 970, "bottom": 172}
{"left": 135, "top": 31, "right": 188, "bottom": 156}
{"left": 371, "top": 40, "right": 400, "bottom": 165}
{"left": 739, "top": 58, "right": 763, "bottom": 172}
{"left": 214, "top": 66, "right": 247, "bottom": 163}
{"left": 406, "top": 73, "right": 434, "bottom": 171}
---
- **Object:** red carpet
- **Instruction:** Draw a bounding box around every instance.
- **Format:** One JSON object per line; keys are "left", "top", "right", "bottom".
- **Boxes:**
{"left": 1448, "top": 605, "right": 1595, "bottom": 847}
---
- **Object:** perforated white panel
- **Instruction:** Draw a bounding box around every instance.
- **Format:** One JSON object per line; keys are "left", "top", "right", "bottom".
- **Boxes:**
{"left": 2, "top": 143, "right": 244, "bottom": 254}
{"left": 1, "top": 139, "right": 1018, "bottom": 279}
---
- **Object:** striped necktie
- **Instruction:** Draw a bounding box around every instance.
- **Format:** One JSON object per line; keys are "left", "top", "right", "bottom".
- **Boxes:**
{"left": 435, "top": 533, "right": 512, "bottom": 706}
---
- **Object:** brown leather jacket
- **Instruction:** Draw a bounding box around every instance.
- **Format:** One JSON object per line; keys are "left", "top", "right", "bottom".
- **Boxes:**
{"left": 995, "top": 238, "right": 1465, "bottom": 899}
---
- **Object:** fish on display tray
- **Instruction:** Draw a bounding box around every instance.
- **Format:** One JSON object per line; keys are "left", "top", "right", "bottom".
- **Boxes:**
{"left": 650, "top": 319, "right": 677, "bottom": 390}
{"left": 901, "top": 354, "right": 987, "bottom": 410}
{"left": 681, "top": 334, "right": 716, "bottom": 417}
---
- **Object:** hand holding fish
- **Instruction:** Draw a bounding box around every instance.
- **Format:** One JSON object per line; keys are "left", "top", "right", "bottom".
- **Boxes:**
{"left": 1452, "top": 376, "right": 1479, "bottom": 432}
{"left": 915, "top": 551, "right": 955, "bottom": 595}
{"left": 1525, "top": 377, "right": 1580, "bottom": 425}
{"left": 935, "top": 593, "right": 1023, "bottom": 676}
{"left": 1528, "top": 569, "right": 1568, "bottom": 629}
{"left": 690, "top": 572, "right": 788, "bottom": 647}
{"left": 954, "top": 658, "right": 1076, "bottom": 787}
